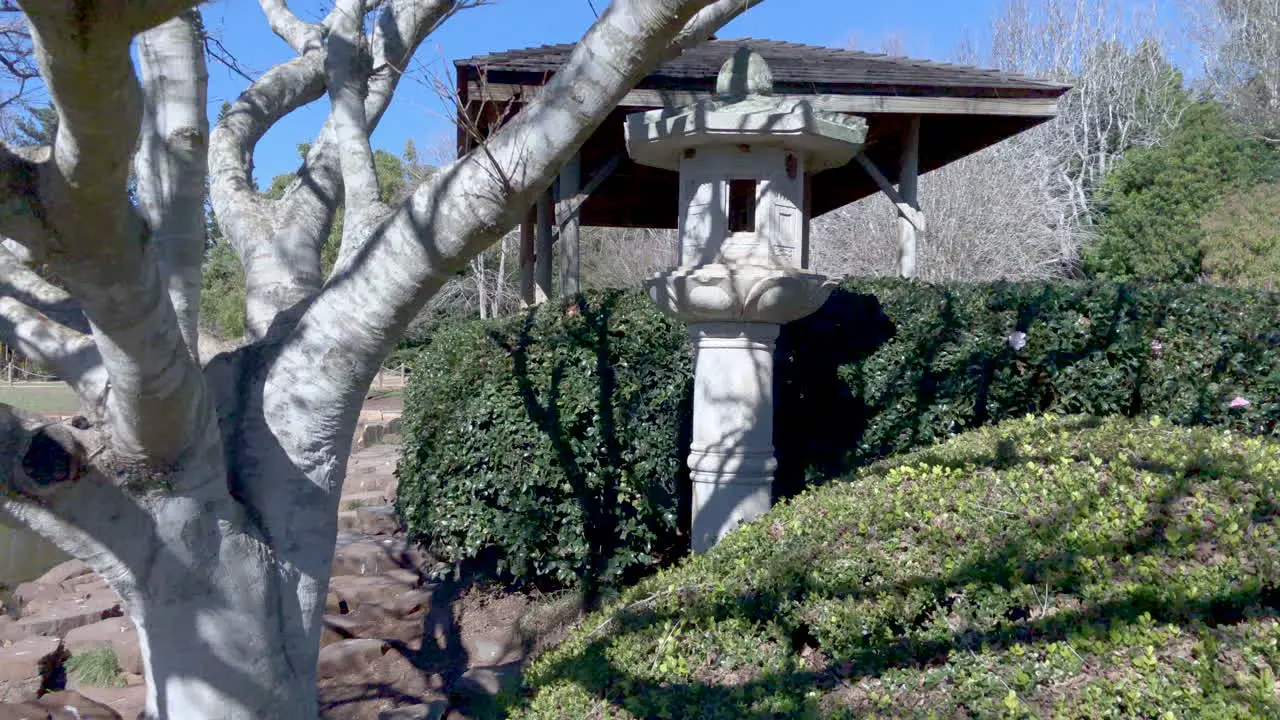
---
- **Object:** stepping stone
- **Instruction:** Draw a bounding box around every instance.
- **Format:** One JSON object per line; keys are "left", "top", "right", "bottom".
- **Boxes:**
{"left": 383, "top": 568, "right": 422, "bottom": 588}
{"left": 0, "top": 636, "right": 62, "bottom": 702}
{"left": 331, "top": 539, "right": 430, "bottom": 577}
{"left": 337, "top": 510, "right": 360, "bottom": 533}
{"left": 342, "top": 490, "right": 394, "bottom": 509}
{"left": 12, "top": 582, "right": 63, "bottom": 608}
{"left": 73, "top": 685, "right": 144, "bottom": 720}
{"left": 378, "top": 700, "right": 448, "bottom": 720}
{"left": 34, "top": 561, "right": 91, "bottom": 588}
{"left": 344, "top": 470, "right": 397, "bottom": 496}
{"left": 64, "top": 617, "right": 142, "bottom": 676}
{"left": 329, "top": 575, "right": 418, "bottom": 609}
{"left": 320, "top": 614, "right": 363, "bottom": 648}
{"left": 356, "top": 505, "right": 400, "bottom": 535}
{"left": 317, "top": 638, "right": 389, "bottom": 680}
{"left": 15, "top": 597, "right": 122, "bottom": 638}
{"left": 370, "top": 590, "right": 432, "bottom": 621}
{"left": 0, "top": 618, "right": 28, "bottom": 645}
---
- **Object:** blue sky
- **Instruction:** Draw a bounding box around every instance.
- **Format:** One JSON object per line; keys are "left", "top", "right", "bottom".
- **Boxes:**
{"left": 197, "top": 0, "right": 1182, "bottom": 183}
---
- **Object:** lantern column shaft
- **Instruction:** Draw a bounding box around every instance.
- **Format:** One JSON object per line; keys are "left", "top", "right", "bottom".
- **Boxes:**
{"left": 687, "top": 321, "right": 779, "bottom": 552}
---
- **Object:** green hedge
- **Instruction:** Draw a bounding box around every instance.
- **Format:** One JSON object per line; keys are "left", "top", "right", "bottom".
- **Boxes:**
{"left": 396, "top": 291, "right": 692, "bottom": 587}
{"left": 396, "top": 280, "right": 1280, "bottom": 587}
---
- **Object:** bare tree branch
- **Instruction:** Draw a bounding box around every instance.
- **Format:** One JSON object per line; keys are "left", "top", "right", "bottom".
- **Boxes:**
{"left": 136, "top": 10, "right": 210, "bottom": 359}
{"left": 0, "top": 237, "right": 69, "bottom": 306}
{"left": 0, "top": 298, "right": 105, "bottom": 404}
{"left": 672, "top": 0, "right": 763, "bottom": 52}
{"left": 211, "top": 0, "right": 473, "bottom": 337}
{"left": 259, "top": 0, "right": 326, "bottom": 54}
{"left": 325, "top": 0, "right": 386, "bottom": 254}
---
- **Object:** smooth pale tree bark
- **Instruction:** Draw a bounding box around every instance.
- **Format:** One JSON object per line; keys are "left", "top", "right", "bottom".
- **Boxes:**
{"left": 0, "top": 1, "right": 764, "bottom": 718}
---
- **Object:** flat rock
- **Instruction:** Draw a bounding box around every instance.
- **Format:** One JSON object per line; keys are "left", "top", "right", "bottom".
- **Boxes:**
{"left": 0, "top": 618, "right": 27, "bottom": 645}
{"left": 317, "top": 638, "right": 389, "bottom": 680}
{"left": 465, "top": 636, "right": 521, "bottom": 668}
{"left": 383, "top": 568, "right": 422, "bottom": 588}
{"left": 320, "top": 607, "right": 424, "bottom": 650}
{"left": 11, "top": 690, "right": 124, "bottom": 719}
{"left": 15, "top": 597, "right": 122, "bottom": 638}
{"left": 329, "top": 575, "right": 418, "bottom": 609}
{"left": 342, "top": 490, "right": 394, "bottom": 509}
{"left": 320, "top": 614, "right": 362, "bottom": 648}
{"left": 369, "top": 590, "right": 432, "bottom": 621}
{"left": 336, "top": 510, "right": 360, "bottom": 533}
{"left": 377, "top": 699, "right": 448, "bottom": 720}
{"left": 0, "top": 636, "right": 61, "bottom": 682}
{"left": 356, "top": 506, "right": 400, "bottom": 536}
{"left": 331, "top": 539, "right": 430, "bottom": 577}
{"left": 11, "top": 583, "right": 62, "bottom": 609}
{"left": 64, "top": 617, "right": 142, "bottom": 676}
{"left": 34, "top": 561, "right": 91, "bottom": 588}
{"left": 0, "top": 636, "right": 62, "bottom": 702}
{"left": 73, "top": 685, "right": 144, "bottom": 720}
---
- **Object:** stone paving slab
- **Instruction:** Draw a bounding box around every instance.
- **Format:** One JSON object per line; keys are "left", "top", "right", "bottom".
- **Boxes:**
{"left": 14, "top": 596, "right": 123, "bottom": 638}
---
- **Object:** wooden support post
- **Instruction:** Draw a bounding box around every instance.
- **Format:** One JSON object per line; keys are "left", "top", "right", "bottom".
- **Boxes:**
{"left": 519, "top": 209, "right": 535, "bottom": 308}
{"left": 535, "top": 188, "right": 554, "bottom": 303}
{"left": 897, "top": 116, "right": 921, "bottom": 280}
{"left": 558, "top": 154, "right": 581, "bottom": 298}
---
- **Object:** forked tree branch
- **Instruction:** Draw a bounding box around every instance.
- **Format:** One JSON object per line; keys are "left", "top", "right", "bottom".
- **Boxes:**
{"left": 212, "top": 0, "right": 470, "bottom": 336}
{"left": 19, "top": 8, "right": 210, "bottom": 463}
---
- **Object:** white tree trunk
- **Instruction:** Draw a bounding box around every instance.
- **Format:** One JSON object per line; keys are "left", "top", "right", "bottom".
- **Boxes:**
{"left": 0, "top": 3, "right": 765, "bottom": 719}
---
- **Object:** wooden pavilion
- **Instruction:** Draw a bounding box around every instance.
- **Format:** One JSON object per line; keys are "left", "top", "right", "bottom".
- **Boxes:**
{"left": 454, "top": 39, "right": 1070, "bottom": 300}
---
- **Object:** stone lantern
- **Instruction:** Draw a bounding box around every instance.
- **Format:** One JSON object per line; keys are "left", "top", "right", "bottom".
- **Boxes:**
{"left": 625, "top": 48, "right": 868, "bottom": 552}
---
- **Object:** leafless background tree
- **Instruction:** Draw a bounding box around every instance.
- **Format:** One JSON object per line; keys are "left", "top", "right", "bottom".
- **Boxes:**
{"left": 813, "top": 0, "right": 1186, "bottom": 282}
{"left": 1184, "top": 0, "right": 1280, "bottom": 139}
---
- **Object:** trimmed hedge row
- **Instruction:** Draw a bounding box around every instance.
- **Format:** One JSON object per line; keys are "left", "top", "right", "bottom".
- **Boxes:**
{"left": 396, "top": 291, "right": 692, "bottom": 587}
{"left": 395, "top": 280, "right": 1280, "bottom": 587}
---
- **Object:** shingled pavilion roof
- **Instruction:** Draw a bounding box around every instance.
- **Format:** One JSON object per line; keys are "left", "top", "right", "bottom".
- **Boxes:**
{"left": 455, "top": 38, "right": 1070, "bottom": 227}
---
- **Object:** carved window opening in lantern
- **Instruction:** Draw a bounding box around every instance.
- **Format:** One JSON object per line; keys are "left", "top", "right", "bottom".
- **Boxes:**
{"left": 727, "top": 178, "right": 758, "bottom": 235}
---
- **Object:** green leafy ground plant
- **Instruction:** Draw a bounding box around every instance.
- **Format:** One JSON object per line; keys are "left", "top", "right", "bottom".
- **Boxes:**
{"left": 507, "top": 416, "right": 1280, "bottom": 719}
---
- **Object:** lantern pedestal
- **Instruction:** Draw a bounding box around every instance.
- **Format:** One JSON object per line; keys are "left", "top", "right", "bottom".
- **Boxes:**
{"left": 647, "top": 265, "right": 833, "bottom": 551}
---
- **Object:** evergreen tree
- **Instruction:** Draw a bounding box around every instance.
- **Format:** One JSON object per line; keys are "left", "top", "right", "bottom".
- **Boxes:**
{"left": 1084, "top": 102, "right": 1280, "bottom": 282}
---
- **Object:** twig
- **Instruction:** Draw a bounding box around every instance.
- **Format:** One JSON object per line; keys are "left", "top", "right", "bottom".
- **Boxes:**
{"left": 583, "top": 584, "right": 699, "bottom": 641}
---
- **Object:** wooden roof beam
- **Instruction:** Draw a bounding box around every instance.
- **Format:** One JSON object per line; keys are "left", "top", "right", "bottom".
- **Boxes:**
{"left": 466, "top": 81, "right": 1060, "bottom": 117}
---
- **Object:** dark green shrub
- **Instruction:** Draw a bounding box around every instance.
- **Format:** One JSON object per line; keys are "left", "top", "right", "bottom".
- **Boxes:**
{"left": 396, "top": 291, "right": 692, "bottom": 587}
{"left": 507, "top": 416, "right": 1280, "bottom": 719}
{"left": 774, "top": 279, "right": 1280, "bottom": 496}
{"left": 1085, "top": 102, "right": 1280, "bottom": 282}
{"left": 397, "top": 279, "right": 1280, "bottom": 588}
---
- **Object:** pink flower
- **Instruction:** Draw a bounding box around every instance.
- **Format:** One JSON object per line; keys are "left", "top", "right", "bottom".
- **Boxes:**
{"left": 1229, "top": 396, "right": 1251, "bottom": 409}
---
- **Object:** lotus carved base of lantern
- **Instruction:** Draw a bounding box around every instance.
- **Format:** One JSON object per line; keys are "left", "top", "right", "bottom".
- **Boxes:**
{"left": 644, "top": 263, "right": 836, "bottom": 325}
